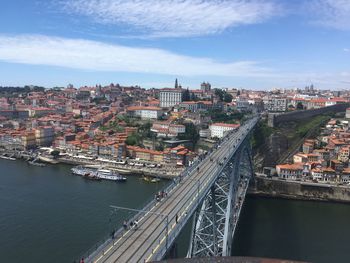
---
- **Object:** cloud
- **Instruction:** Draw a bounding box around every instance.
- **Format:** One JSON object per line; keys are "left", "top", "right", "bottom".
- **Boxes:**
{"left": 0, "top": 34, "right": 274, "bottom": 77}
{"left": 59, "top": 0, "right": 279, "bottom": 37}
{"left": 308, "top": 0, "right": 350, "bottom": 30}
{"left": 344, "top": 48, "right": 350, "bottom": 52}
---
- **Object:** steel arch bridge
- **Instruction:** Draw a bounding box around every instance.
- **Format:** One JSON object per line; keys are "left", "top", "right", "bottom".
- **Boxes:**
{"left": 188, "top": 139, "right": 253, "bottom": 257}
{"left": 83, "top": 117, "right": 259, "bottom": 263}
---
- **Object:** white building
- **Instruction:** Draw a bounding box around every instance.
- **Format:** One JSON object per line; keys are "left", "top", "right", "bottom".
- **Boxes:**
{"left": 236, "top": 96, "right": 250, "bottom": 112}
{"left": 346, "top": 108, "right": 350, "bottom": 119}
{"left": 126, "top": 106, "right": 163, "bottom": 120}
{"left": 276, "top": 163, "right": 303, "bottom": 180}
{"left": 265, "top": 97, "right": 287, "bottom": 112}
{"left": 151, "top": 121, "right": 186, "bottom": 138}
{"left": 209, "top": 123, "right": 240, "bottom": 138}
{"left": 159, "top": 88, "right": 182, "bottom": 108}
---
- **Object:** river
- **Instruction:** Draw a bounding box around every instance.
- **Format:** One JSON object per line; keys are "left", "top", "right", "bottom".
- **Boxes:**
{"left": 0, "top": 159, "right": 167, "bottom": 263}
{"left": 1, "top": 159, "right": 350, "bottom": 263}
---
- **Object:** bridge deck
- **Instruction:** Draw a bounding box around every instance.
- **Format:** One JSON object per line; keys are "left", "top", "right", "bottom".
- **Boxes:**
{"left": 89, "top": 118, "right": 258, "bottom": 263}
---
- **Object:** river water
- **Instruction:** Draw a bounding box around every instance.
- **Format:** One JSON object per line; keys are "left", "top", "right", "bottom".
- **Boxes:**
{"left": 0, "top": 159, "right": 167, "bottom": 263}
{"left": 1, "top": 159, "right": 350, "bottom": 263}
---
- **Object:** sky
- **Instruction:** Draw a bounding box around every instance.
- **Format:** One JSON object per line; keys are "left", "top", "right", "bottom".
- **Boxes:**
{"left": 0, "top": 0, "right": 349, "bottom": 90}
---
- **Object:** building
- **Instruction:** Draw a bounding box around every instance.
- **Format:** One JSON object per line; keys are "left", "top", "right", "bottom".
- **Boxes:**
{"left": 35, "top": 126, "right": 55, "bottom": 146}
{"left": 200, "top": 82, "right": 211, "bottom": 92}
{"left": 346, "top": 108, "right": 350, "bottom": 119}
{"left": 236, "top": 96, "right": 250, "bottom": 112}
{"left": 338, "top": 146, "right": 350, "bottom": 163}
{"left": 21, "top": 131, "right": 36, "bottom": 149}
{"left": 126, "top": 106, "right": 163, "bottom": 120}
{"left": 199, "top": 129, "right": 210, "bottom": 138}
{"left": 29, "top": 107, "right": 55, "bottom": 117}
{"left": 159, "top": 88, "right": 182, "bottom": 108}
{"left": 276, "top": 163, "right": 303, "bottom": 179}
{"left": 265, "top": 97, "right": 287, "bottom": 112}
{"left": 209, "top": 123, "right": 240, "bottom": 138}
{"left": 151, "top": 121, "right": 186, "bottom": 138}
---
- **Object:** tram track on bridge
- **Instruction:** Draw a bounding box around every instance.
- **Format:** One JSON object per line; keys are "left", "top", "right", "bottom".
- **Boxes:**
{"left": 92, "top": 121, "right": 256, "bottom": 263}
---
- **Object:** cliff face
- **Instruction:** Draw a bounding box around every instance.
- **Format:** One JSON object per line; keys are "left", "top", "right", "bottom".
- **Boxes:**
{"left": 254, "top": 132, "right": 289, "bottom": 169}
{"left": 249, "top": 177, "right": 350, "bottom": 203}
{"left": 253, "top": 114, "right": 331, "bottom": 171}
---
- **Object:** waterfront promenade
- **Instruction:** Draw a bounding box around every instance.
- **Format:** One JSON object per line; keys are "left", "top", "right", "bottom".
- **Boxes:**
{"left": 0, "top": 149, "right": 184, "bottom": 179}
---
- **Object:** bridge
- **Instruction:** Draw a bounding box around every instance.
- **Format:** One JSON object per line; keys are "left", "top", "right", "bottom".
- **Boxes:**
{"left": 83, "top": 116, "right": 259, "bottom": 263}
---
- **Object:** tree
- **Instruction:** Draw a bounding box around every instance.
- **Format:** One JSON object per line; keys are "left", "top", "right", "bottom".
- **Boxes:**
{"left": 223, "top": 93, "right": 233, "bottom": 103}
{"left": 125, "top": 133, "right": 142, "bottom": 146}
{"left": 182, "top": 88, "right": 191, "bottom": 101}
{"left": 178, "top": 122, "right": 200, "bottom": 146}
{"left": 296, "top": 102, "right": 304, "bottom": 110}
{"left": 139, "top": 122, "right": 152, "bottom": 139}
{"left": 214, "top": 89, "right": 224, "bottom": 101}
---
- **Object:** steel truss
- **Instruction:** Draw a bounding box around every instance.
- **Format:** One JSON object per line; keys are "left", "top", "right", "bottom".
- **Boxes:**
{"left": 188, "top": 139, "right": 254, "bottom": 257}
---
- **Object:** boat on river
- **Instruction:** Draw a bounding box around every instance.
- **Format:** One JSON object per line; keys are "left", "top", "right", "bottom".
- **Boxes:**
{"left": 96, "top": 169, "right": 127, "bottom": 182}
{"left": 143, "top": 176, "right": 161, "bottom": 183}
{"left": 38, "top": 155, "right": 59, "bottom": 164}
{"left": 0, "top": 155, "right": 16, "bottom": 161}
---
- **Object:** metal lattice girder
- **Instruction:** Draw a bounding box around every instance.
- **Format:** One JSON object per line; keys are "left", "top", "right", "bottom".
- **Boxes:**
{"left": 188, "top": 139, "right": 254, "bottom": 258}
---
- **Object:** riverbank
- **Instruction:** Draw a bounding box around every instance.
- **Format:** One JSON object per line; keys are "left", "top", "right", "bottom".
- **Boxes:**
{"left": 0, "top": 148, "right": 183, "bottom": 179}
{"left": 248, "top": 176, "right": 350, "bottom": 204}
{"left": 58, "top": 156, "right": 181, "bottom": 179}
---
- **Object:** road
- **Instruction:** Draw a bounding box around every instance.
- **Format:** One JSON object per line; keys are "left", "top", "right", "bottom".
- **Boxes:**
{"left": 89, "top": 117, "right": 258, "bottom": 263}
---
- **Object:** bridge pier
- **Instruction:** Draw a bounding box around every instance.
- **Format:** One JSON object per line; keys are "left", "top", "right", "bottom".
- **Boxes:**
{"left": 188, "top": 139, "right": 254, "bottom": 258}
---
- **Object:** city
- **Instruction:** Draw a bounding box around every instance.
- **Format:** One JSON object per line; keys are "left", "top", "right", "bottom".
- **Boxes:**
{"left": 1, "top": 1, "right": 350, "bottom": 263}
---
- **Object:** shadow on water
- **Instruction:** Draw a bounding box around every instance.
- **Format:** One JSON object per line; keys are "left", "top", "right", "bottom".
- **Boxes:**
{"left": 173, "top": 195, "right": 350, "bottom": 263}
{"left": 233, "top": 196, "right": 350, "bottom": 263}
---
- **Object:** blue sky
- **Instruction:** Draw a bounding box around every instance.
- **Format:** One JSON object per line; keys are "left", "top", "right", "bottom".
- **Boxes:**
{"left": 0, "top": 0, "right": 349, "bottom": 90}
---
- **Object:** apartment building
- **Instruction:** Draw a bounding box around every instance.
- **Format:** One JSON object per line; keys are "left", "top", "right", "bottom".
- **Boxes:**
{"left": 209, "top": 123, "right": 240, "bottom": 138}
{"left": 159, "top": 88, "right": 182, "bottom": 108}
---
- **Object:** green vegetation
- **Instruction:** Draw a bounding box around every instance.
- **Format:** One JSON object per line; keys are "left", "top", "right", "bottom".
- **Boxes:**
{"left": 251, "top": 121, "right": 274, "bottom": 149}
{"left": 206, "top": 109, "right": 244, "bottom": 123}
{"left": 99, "top": 118, "right": 125, "bottom": 132}
{"left": 125, "top": 132, "right": 142, "bottom": 146}
{"left": 214, "top": 88, "right": 233, "bottom": 103}
{"left": 295, "top": 115, "right": 330, "bottom": 138}
{"left": 182, "top": 88, "right": 191, "bottom": 101}
{"left": 296, "top": 102, "right": 304, "bottom": 110}
{"left": 178, "top": 122, "right": 200, "bottom": 145}
{"left": 116, "top": 114, "right": 138, "bottom": 127}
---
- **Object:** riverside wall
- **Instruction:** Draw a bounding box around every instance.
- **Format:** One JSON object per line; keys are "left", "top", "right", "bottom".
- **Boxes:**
{"left": 248, "top": 176, "right": 350, "bottom": 203}
{"left": 268, "top": 103, "right": 350, "bottom": 127}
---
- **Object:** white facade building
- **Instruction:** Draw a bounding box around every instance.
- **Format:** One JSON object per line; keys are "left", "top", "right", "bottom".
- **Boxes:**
{"left": 209, "top": 123, "right": 240, "bottom": 138}
{"left": 159, "top": 89, "right": 182, "bottom": 108}
{"left": 346, "top": 108, "right": 350, "bottom": 119}
{"left": 151, "top": 122, "right": 186, "bottom": 138}
{"left": 126, "top": 106, "right": 162, "bottom": 120}
{"left": 265, "top": 97, "right": 287, "bottom": 112}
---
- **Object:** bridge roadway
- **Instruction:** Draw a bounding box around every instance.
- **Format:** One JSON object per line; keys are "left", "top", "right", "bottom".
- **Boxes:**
{"left": 89, "top": 117, "right": 258, "bottom": 263}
